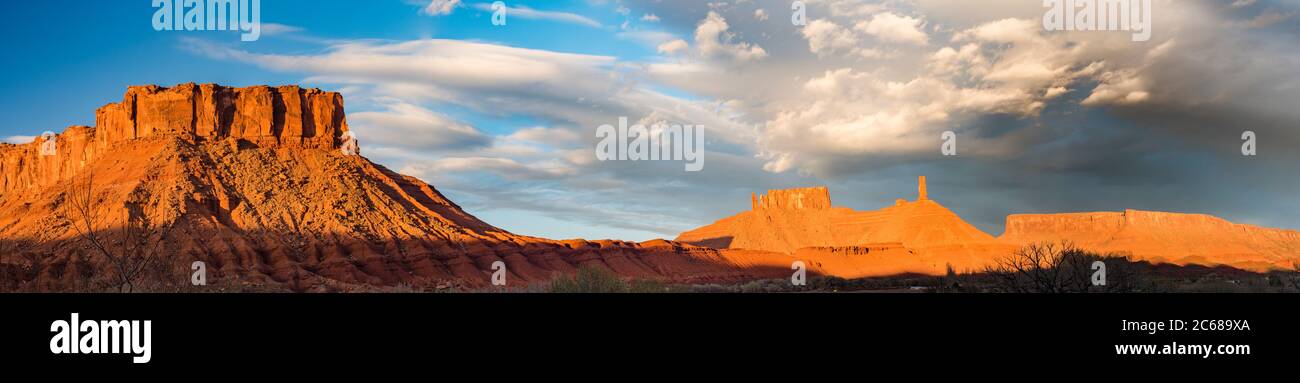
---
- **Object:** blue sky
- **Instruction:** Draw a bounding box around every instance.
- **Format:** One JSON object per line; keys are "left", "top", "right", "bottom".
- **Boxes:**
{"left": 0, "top": 1, "right": 656, "bottom": 133}
{"left": 3, "top": 1, "right": 1299, "bottom": 241}
{"left": 1, "top": 0, "right": 720, "bottom": 240}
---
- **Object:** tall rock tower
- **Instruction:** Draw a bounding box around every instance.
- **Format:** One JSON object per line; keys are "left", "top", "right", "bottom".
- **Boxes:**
{"left": 918, "top": 176, "right": 928, "bottom": 201}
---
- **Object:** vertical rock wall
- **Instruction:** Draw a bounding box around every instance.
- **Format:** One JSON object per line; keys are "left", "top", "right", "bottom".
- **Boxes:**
{"left": 0, "top": 83, "right": 349, "bottom": 196}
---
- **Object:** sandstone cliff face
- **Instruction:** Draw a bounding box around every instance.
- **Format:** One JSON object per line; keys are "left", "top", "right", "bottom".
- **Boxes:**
{"left": 0, "top": 84, "right": 786, "bottom": 292}
{"left": 686, "top": 182, "right": 1300, "bottom": 275}
{"left": 676, "top": 182, "right": 1015, "bottom": 276}
{"left": 1001, "top": 210, "right": 1300, "bottom": 271}
{"left": 2, "top": 83, "right": 347, "bottom": 198}
{"left": 1, "top": 126, "right": 95, "bottom": 197}
{"left": 95, "top": 83, "right": 346, "bottom": 149}
{"left": 755, "top": 186, "right": 832, "bottom": 210}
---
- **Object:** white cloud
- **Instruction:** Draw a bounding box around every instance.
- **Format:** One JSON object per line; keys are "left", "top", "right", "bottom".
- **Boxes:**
{"left": 952, "top": 17, "right": 1036, "bottom": 44}
{"left": 504, "top": 126, "right": 583, "bottom": 148}
{"left": 185, "top": 0, "right": 1300, "bottom": 238}
{"left": 801, "top": 19, "right": 859, "bottom": 57}
{"left": 746, "top": 7, "right": 1186, "bottom": 175}
{"left": 657, "top": 39, "right": 689, "bottom": 55}
{"left": 1082, "top": 78, "right": 1150, "bottom": 105}
{"left": 349, "top": 101, "right": 491, "bottom": 150}
{"left": 471, "top": 3, "right": 602, "bottom": 27}
{"left": 855, "top": 12, "right": 929, "bottom": 45}
{"left": 803, "top": 68, "right": 866, "bottom": 96}
{"left": 190, "top": 38, "right": 618, "bottom": 106}
{"left": 260, "top": 23, "right": 304, "bottom": 36}
{"left": 617, "top": 30, "right": 677, "bottom": 47}
{"left": 694, "top": 11, "right": 767, "bottom": 63}
{"left": 642, "top": 13, "right": 660, "bottom": 22}
{"left": 2, "top": 135, "right": 34, "bottom": 144}
{"left": 402, "top": 156, "right": 577, "bottom": 180}
{"left": 758, "top": 68, "right": 1041, "bottom": 173}
{"left": 421, "top": 0, "right": 461, "bottom": 16}
{"left": 188, "top": 33, "right": 758, "bottom": 179}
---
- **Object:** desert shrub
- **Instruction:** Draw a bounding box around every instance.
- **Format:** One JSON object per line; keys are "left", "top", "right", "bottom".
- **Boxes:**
{"left": 805, "top": 276, "right": 847, "bottom": 291}
{"left": 687, "top": 283, "right": 733, "bottom": 293}
{"left": 627, "top": 278, "right": 686, "bottom": 293}
{"left": 984, "top": 241, "right": 1139, "bottom": 293}
{"left": 548, "top": 264, "right": 631, "bottom": 293}
{"left": 736, "top": 278, "right": 793, "bottom": 293}
{"left": 928, "top": 263, "right": 970, "bottom": 292}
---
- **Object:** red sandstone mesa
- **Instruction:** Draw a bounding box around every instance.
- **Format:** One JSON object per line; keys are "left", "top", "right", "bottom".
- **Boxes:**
{"left": 4, "top": 84, "right": 1298, "bottom": 292}
{"left": 999, "top": 210, "right": 1300, "bottom": 272}
{"left": 679, "top": 177, "right": 1300, "bottom": 275}
{"left": 0, "top": 84, "right": 783, "bottom": 291}
{"left": 677, "top": 177, "right": 1016, "bottom": 277}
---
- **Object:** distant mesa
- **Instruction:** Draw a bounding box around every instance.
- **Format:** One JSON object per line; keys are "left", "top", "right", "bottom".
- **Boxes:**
{"left": 1000, "top": 210, "right": 1300, "bottom": 272}
{"left": 3, "top": 84, "right": 1299, "bottom": 292}
{"left": 677, "top": 176, "right": 1014, "bottom": 277}
{"left": 678, "top": 176, "right": 1300, "bottom": 275}
{"left": 679, "top": 176, "right": 1000, "bottom": 253}
{"left": 751, "top": 186, "right": 833, "bottom": 210}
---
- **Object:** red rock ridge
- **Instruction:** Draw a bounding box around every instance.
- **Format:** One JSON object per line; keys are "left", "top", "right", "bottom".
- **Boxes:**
{"left": 677, "top": 178, "right": 1015, "bottom": 276}
{"left": 95, "top": 83, "right": 347, "bottom": 149}
{"left": 1000, "top": 210, "right": 1300, "bottom": 271}
{"left": 753, "top": 186, "right": 832, "bottom": 210}
{"left": 0, "top": 84, "right": 790, "bottom": 291}
{"left": 1, "top": 83, "right": 347, "bottom": 197}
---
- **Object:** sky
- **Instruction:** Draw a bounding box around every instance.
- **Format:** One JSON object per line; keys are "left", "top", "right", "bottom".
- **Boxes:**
{"left": 2, "top": 0, "right": 1298, "bottom": 241}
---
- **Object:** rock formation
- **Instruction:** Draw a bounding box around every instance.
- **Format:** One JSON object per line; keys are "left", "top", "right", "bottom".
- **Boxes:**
{"left": 94, "top": 83, "right": 347, "bottom": 150}
{"left": 679, "top": 176, "right": 1300, "bottom": 276}
{"left": 0, "top": 84, "right": 787, "bottom": 292}
{"left": 3, "top": 83, "right": 348, "bottom": 197}
{"left": 676, "top": 178, "right": 1015, "bottom": 276}
{"left": 917, "top": 175, "right": 927, "bottom": 201}
{"left": 7, "top": 84, "right": 1299, "bottom": 291}
{"left": 1000, "top": 210, "right": 1300, "bottom": 272}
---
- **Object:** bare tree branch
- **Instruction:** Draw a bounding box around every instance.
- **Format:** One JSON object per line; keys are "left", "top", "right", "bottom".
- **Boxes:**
{"left": 63, "top": 172, "right": 171, "bottom": 293}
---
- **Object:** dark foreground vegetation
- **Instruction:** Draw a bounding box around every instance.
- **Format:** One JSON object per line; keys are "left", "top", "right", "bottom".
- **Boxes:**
{"left": 5, "top": 241, "right": 1300, "bottom": 293}
{"left": 702, "top": 242, "right": 1300, "bottom": 294}
{"left": 472, "top": 242, "right": 1300, "bottom": 293}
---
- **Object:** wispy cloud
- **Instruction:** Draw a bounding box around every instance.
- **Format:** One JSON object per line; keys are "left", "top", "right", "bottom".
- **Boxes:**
{"left": 470, "top": 3, "right": 602, "bottom": 28}
{"left": 2, "top": 135, "right": 34, "bottom": 144}
{"left": 176, "top": 0, "right": 1300, "bottom": 238}
{"left": 184, "top": 31, "right": 772, "bottom": 238}
{"left": 414, "top": 0, "right": 461, "bottom": 16}
{"left": 260, "top": 23, "right": 304, "bottom": 36}
{"left": 348, "top": 100, "right": 491, "bottom": 151}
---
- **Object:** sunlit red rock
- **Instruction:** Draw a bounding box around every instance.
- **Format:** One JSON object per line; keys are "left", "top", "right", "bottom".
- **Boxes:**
{"left": 677, "top": 177, "right": 1016, "bottom": 276}
{"left": 676, "top": 175, "right": 1300, "bottom": 276}
{"left": 1000, "top": 210, "right": 1300, "bottom": 272}
{"left": 0, "top": 84, "right": 784, "bottom": 291}
{"left": 4, "top": 83, "right": 1299, "bottom": 291}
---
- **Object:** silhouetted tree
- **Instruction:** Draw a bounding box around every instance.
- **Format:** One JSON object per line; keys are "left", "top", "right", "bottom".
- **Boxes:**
{"left": 64, "top": 172, "right": 173, "bottom": 292}
{"left": 984, "top": 241, "right": 1138, "bottom": 293}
